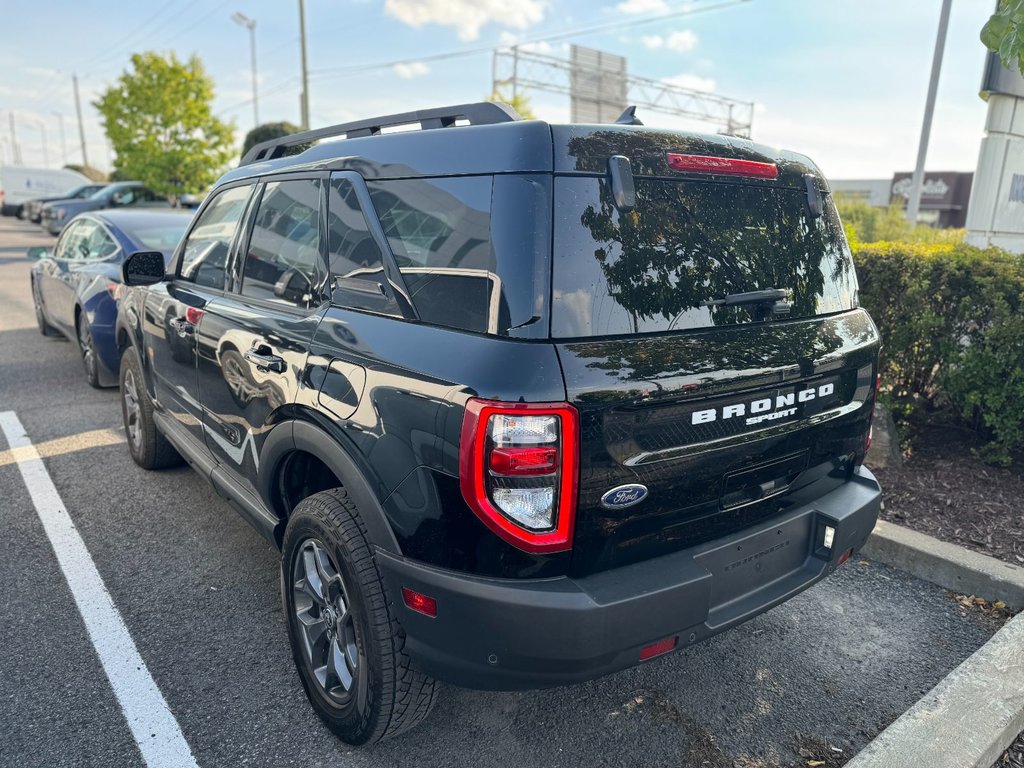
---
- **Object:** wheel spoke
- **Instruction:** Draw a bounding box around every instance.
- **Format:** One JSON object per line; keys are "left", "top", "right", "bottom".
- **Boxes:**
{"left": 327, "top": 637, "right": 353, "bottom": 692}
{"left": 300, "top": 548, "right": 327, "bottom": 605}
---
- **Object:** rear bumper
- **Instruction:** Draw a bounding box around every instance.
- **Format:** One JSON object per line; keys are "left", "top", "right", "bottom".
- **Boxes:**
{"left": 378, "top": 465, "right": 881, "bottom": 690}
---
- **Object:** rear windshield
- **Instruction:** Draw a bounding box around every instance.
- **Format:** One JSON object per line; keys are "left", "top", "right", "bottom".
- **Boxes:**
{"left": 551, "top": 176, "right": 857, "bottom": 338}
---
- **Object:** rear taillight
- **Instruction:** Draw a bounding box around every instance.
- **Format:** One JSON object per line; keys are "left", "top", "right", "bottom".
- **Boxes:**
{"left": 866, "top": 373, "right": 881, "bottom": 451}
{"left": 666, "top": 153, "right": 779, "bottom": 179}
{"left": 459, "top": 399, "right": 579, "bottom": 553}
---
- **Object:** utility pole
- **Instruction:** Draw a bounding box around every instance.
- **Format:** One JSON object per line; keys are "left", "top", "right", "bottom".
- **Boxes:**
{"left": 36, "top": 122, "right": 49, "bottom": 166}
{"left": 8, "top": 111, "right": 20, "bottom": 164}
{"left": 73, "top": 74, "right": 89, "bottom": 167}
{"left": 53, "top": 112, "right": 67, "bottom": 162}
{"left": 298, "top": 0, "right": 310, "bottom": 129}
{"left": 906, "top": 0, "right": 952, "bottom": 225}
{"left": 232, "top": 12, "right": 259, "bottom": 128}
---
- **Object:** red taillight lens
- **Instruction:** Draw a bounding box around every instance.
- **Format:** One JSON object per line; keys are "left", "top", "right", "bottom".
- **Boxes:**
{"left": 666, "top": 152, "right": 779, "bottom": 179}
{"left": 639, "top": 636, "right": 678, "bottom": 661}
{"left": 459, "top": 399, "right": 579, "bottom": 554}
{"left": 185, "top": 306, "right": 205, "bottom": 325}
{"left": 401, "top": 587, "right": 437, "bottom": 618}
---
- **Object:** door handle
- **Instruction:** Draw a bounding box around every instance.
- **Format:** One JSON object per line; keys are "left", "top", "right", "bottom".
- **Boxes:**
{"left": 244, "top": 346, "right": 286, "bottom": 374}
{"left": 168, "top": 317, "right": 194, "bottom": 337}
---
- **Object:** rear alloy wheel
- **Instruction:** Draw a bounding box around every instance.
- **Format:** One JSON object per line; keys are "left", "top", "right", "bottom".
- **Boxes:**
{"left": 283, "top": 489, "right": 438, "bottom": 744}
{"left": 33, "top": 281, "right": 57, "bottom": 337}
{"left": 78, "top": 315, "right": 101, "bottom": 388}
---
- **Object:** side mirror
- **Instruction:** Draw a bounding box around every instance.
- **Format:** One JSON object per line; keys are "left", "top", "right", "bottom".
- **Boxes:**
{"left": 26, "top": 246, "right": 49, "bottom": 260}
{"left": 122, "top": 251, "right": 167, "bottom": 286}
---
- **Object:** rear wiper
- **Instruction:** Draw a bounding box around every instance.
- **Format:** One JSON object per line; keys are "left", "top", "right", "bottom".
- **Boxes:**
{"left": 702, "top": 288, "right": 791, "bottom": 308}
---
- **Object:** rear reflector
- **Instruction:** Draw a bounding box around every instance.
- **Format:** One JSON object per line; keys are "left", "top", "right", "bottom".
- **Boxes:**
{"left": 401, "top": 587, "right": 437, "bottom": 618}
{"left": 639, "top": 636, "right": 678, "bottom": 661}
{"left": 837, "top": 548, "right": 853, "bottom": 566}
{"left": 489, "top": 446, "right": 558, "bottom": 476}
{"left": 666, "top": 153, "right": 779, "bottom": 179}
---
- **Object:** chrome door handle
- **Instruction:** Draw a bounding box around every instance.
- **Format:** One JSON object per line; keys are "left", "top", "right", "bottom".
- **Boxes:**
{"left": 244, "top": 347, "right": 286, "bottom": 374}
{"left": 168, "top": 317, "right": 194, "bottom": 337}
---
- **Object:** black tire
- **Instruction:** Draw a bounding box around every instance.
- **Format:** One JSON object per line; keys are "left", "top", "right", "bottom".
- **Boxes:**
{"left": 282, "top": 489, "right": 438, "bottom": 745}
{"left": 78, "top": 314, "right": 102, "bottom": 389}
{"left": 119, "top": 348, "right": 182, "bottom": 470}
{"left": 32, "top": 279, "right": 58, "bottom": 337}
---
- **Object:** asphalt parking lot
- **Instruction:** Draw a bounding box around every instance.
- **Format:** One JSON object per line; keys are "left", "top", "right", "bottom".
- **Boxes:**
{"left": 0, "top": 214, "right": 1003, "bottom": 768}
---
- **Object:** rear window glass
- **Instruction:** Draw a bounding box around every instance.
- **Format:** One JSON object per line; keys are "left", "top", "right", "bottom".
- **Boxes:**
{"left": 551, "top": 177, "right": 857, "bottom": 338}
{"left": 366, "top": 176, "right": 497, "bottom": 334}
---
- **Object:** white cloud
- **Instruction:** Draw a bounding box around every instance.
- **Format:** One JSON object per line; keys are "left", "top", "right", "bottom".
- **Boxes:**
{"left": 665, "top": 29, "right": 698, "bottom": 51}
{"left": 663, "top": 73, "right": 716, "bottom": 92}
{"left": 641, "top": 29, "right": 698, "bottom": 52}
{"left": 616, "top": 0, "right": 669, "bottom": 14}
{"left": 392, "top": 61, "right": 430, "bottom": 79}
{"left": 385, "top": 0, "right": 545, "bottom": 41}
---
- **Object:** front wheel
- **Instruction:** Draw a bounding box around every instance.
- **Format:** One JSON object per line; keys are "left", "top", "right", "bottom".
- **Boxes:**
{"left": 282, "top": 489, "right": 438, "bottom": 744}
{"left": 119, "top": 349, "right": 182, "bottom": 470}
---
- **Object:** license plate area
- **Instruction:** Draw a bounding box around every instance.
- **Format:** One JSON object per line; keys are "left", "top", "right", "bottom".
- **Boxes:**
{"left": 696, "top": 511, "right": 813, "bottom": 612}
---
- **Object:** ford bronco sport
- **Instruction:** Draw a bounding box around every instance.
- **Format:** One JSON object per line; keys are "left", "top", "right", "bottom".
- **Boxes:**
{"left": 115, "top": 102, "right": 882, "bottom": 745}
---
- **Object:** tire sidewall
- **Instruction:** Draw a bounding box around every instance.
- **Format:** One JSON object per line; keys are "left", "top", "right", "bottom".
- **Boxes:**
{"left": 282, "top": 508, "right": 385, "bottom": 744}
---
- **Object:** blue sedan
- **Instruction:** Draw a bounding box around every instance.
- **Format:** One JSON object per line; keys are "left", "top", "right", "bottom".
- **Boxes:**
{"left": 29, "top": 209, "right": 192, "bottom": 388}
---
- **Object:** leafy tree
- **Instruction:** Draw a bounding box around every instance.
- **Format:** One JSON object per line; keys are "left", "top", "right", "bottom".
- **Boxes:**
{"left": 489, "top": 89, "right": 537, "bottom": 120}
{"left": 94, "top": 52, "right": 235, "bottom": 198}
{"left": 242, "top": 121, "right": 302, "bottom": 158}
{"left": 982, "top": 0, "right": 1024, "bottom": 73}
{"left": 63, "top": 164, "right": 106, "bottom": 182}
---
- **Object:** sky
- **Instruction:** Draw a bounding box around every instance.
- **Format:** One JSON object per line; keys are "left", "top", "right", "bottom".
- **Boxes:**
{"left": 0, "top": 0, "right": 998, "bottom": 180}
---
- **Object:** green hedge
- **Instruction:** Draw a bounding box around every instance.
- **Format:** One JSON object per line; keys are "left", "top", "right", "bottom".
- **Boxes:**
{"left": 854, "top": 241, "right": 1024, "bottom": 464}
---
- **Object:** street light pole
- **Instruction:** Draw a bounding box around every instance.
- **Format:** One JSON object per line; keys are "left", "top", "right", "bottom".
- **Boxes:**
{"left": 231, "top": 12, "right": 259, "bottom": 128}
{"left": 298, "top": 0, "right": 310, "bottom": 130}
{"left": 906, "top": 0, "right": 952, "bottom": 225}
{"left": 36, "top": 122, "right": 49, "bottom": 166}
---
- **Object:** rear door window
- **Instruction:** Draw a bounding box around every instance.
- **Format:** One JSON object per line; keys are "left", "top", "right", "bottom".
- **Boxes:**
{"left": 366, "top": 176, "right": 496, "bottom": 334}
{"left": 551, "top": 176, "right": 857, "bottom": 338}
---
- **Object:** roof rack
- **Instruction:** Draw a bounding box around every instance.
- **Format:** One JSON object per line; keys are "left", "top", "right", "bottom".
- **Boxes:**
{"left": 239, "top": 101, "right": 523, "bottom": 166}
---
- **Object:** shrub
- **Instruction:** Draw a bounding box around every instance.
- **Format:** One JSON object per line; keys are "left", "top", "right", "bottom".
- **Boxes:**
{"left": 834, "top": 194, "right": 965, "bottom": 246}
{"left": 854, "top": 241, "right": 1024, "bottom": 463}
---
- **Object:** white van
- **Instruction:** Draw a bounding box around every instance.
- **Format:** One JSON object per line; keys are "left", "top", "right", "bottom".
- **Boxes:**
{"left": 0, "top": 166, "right": 90, "bottom": 216}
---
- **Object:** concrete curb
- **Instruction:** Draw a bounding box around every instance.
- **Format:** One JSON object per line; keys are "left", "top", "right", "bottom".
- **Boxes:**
{"left": 846, "top": 520, "right": 1024, "bottom": 767}
{"left": 862, "top": 519, "right": 1024, "bottom": 610}
{"left": 844, "top": 611, "right": 1024, "bottom": 768}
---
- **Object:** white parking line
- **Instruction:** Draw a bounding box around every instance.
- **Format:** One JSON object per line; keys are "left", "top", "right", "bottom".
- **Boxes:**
{"left": 0, "top": 411, "right": 199, "bottom": 768}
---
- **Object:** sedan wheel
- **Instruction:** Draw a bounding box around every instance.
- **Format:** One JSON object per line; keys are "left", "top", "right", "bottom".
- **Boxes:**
{"left": 78, "top": 316, "right": 101, "bottom": 388}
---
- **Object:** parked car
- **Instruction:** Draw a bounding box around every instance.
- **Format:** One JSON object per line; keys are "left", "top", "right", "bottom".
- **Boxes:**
{"left": 0, "top": 165, "right": 90, "bottom": 217}
{"left": 40, "top": 181, "right": 169, "bottom": 235}
{"left": 29, "top": 210, "right": 192, "bottom": 387}
{"left": 115, "top": 102, "right": 882, "bottom": 745}
{"left": 22, "top": 183, "right": 109, "bottom": 223}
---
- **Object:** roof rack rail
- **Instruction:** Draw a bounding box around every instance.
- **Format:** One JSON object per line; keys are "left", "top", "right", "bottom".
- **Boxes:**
{"left": 239, "top": 101, "right": 523, "bottom": 166}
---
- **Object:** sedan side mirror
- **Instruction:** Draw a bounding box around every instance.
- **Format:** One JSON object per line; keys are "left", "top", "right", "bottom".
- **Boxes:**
{"left": 26, "top": 246, "right": 49, "bottom": 260}
{"left": 122, "top": 251, "right": 167, "bottom": 286}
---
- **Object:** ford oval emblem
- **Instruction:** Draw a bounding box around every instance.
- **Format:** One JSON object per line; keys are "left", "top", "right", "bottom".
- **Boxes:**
{"left": 600, "top": 484, "right": 649, "bottom": 510}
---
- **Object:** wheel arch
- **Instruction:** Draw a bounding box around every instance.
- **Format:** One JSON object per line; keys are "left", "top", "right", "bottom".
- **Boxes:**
{"left": 259, "top": 419, "right": 402, "bottom": 555}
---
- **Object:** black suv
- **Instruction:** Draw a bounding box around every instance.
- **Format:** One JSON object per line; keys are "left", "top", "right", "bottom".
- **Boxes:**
{"left": 116, "top": 102, "right": 882, "bottom": 744}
